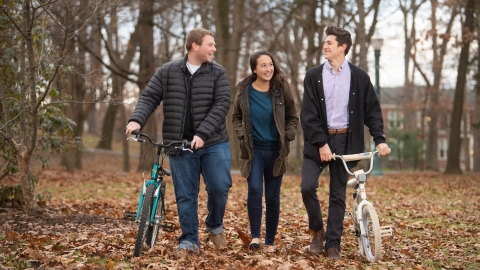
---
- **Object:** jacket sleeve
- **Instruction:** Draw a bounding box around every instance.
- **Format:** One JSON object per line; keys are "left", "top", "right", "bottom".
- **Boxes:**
{"left": 363, "top": 77, "right": 386, "bottom": 145}
{"left": 231, "top": 86, "right": 244, "bottom": 140}
{"left": 128, "top": 68, "right": 164, "bottom": 129}
{"left": 301, "top": 69, "right": 328, "bottom": 148}
{"left": 195, "top": 67, "right": 231, "bottom": 141}
{"left": 283, "top": 82, "right": 299, "bottom": 141}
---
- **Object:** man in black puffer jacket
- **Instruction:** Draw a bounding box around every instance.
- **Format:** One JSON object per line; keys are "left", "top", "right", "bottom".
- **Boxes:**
{"left": 125, "top": 28, "right": 231, "bottom": 253}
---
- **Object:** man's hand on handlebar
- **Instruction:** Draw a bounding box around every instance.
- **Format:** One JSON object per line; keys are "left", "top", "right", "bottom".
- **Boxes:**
{"left": 319, "top": 144, "right": 333, "bottom": 162}
{"left": 191, "top": 135, "right": 204, "bottom": 150}
{"left": 125, "top": 121, "right": 141, "bottom": 135}
{"left": 376, "top": 143, "right": 391, "bottom": 157}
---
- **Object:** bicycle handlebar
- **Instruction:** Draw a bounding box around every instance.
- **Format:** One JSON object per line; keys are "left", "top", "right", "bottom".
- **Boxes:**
{"left": 128, "top": 130, "right": 192, "bottom": 153}
{"left": 332, "top": 151, "right": 379, "bottom": 176}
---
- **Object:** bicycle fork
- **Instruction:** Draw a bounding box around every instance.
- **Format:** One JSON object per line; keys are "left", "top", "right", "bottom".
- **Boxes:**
{"left": 151, "top": 183, "right": 176, "bottom": 232}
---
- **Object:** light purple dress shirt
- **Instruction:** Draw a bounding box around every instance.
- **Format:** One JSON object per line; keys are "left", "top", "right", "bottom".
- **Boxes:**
{"left": 322, "top": 60, "right": 351, "bottom": 129}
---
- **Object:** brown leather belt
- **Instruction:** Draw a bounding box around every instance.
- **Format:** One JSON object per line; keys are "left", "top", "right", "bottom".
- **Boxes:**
{"left": 328, "top": 128, "right": 349, "bottom": 135}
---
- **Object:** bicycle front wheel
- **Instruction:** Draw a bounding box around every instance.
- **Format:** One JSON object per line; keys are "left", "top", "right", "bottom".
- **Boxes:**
{"left": 146, "top": 182, "right": 165, "bottom": 248}
{"left": 133, "top": 184, "right": 155, "bottom": 257}
{"left": 360, "top": 205, "right": 382, "bottom": 262}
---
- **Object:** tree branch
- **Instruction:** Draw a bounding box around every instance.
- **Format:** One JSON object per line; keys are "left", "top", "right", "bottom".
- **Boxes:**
{"left": 77, "top": 37, "right": 139, "bottom": 83}
{"left": 410, "top": 53, "right": 431, "bottom": 88}
{"left": 0, "top": 6, "right": 28, "bottom": 40}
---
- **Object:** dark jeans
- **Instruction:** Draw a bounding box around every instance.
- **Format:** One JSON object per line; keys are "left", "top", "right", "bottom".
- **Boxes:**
{"left": 169, "top": 142, "right": 232, "bottom": 247}
{"left": 247, "top": 145, "right": 283, "bottom": 245}
{"left": 300, "top": 133, "right": 348, "bottom": 251}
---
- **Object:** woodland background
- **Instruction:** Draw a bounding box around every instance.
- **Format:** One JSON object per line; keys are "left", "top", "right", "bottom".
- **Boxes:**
{"left": 1, "top": 0, "right": 480, "bottom": 268}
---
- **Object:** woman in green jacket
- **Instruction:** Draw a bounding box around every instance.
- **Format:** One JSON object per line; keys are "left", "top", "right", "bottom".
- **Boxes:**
{"left": 232, "top": 51, "right": 299, "bottom": 252}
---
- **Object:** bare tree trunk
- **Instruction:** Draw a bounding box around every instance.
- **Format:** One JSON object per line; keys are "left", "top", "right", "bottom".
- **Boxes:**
{"left": 86, "top": 22, "right": 103, "bottom": 134}
{"left": 97, "top": 75, "right": 122, "bottom": 149}
{"left": 137, "top": 0, "right": 157, "bottom": 172}
{"left": 463, "top": 112, "right": 470, "bottom": 172}
{"left": 471, "top": 0, "right": 480, "bottom": 172}
{"left": 426, "top": 0, "right": 459, "bottom": 171}
{"left": 97, "top": 7, "right": 122, "bottom": 150}
{"left": 212, "top": 0, "right": 246, "bottom": 169}
{"left": 304, "top": 0, "right": 319, "bottom": 71}
{"left": 355, "top": 0, "right": 368, "bottom": 71}
{"left": 95, "top": 6, "right": 140, "bottom": 151}
{"left": 19, "top": 0, "right": 41, "bottom": 214}
{"left": 73, "top": 4, "right": 89, "bottom": 169}
{"left": 445, "top": 0, "right": 474, "bottom": 174}
{"left": 121, "top": 105, "right": 130, "bottom": 172}
{"left": 474, "top": 93, "right": 480, "bottom": 171}
{"left": 400, "top": 0, "right": 427, "bottom": 131}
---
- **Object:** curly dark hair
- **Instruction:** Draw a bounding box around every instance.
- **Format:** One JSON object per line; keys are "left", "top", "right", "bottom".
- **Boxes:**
{"left": 325, "top": 26, "right": 352, "bottom": 56}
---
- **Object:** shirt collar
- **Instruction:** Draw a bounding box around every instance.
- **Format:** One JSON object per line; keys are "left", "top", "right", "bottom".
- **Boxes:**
{"left": 324, "top": 60, "right": 349, "bottom": 74}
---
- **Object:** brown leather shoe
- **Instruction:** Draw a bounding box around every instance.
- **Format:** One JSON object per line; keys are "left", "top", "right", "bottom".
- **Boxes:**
{"left": 326, "top": 247, "right": 341, "bottom": 260}
{"left": 308, "top": 228, "right": 325, "bottom": 255}
{"left": 212, "top": 231, "right": 227, "bottom": 249}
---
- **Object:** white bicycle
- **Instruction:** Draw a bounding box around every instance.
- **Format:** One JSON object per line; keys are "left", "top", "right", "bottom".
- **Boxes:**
{"left": 332, "top": 151, "right": 393, "bottom": 262}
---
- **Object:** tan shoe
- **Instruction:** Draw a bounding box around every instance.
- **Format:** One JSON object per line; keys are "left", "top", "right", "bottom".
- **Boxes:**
{"left": 309, "top": 228, "right": 325, "bottom": 255}
{"left": 326, "top": 247, "right": 341, "bottom": 260}
{"left": 249, "top": 238, "right": 260, "bottom": 250}
{"left": 212, "top": 231, "right": 227, "bottom": 249}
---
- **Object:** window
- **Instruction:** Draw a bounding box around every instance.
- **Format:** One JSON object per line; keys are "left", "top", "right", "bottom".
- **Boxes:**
{"left": 438, "top": 138, "right": 447, "bottom": 160}
{"left": 388, "top": 110, "right": 404, "bottom": 129}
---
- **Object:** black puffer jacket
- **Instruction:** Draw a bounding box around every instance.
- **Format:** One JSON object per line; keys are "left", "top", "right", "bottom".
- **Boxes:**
{"left": 128, "top": 54, "right": 230, "bottom": 148}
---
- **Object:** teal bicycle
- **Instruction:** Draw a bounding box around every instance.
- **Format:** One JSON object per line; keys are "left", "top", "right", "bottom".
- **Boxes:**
{"left": 124, "top": 130, "right": 191, "bottom": 257}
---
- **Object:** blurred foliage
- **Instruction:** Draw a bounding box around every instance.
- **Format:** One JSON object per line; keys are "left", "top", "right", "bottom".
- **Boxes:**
{"left": 0, "top": 2, "right": 75, "bottom": 182}
{"left": 387, "top": 127, "right": 425, "bottom": 171}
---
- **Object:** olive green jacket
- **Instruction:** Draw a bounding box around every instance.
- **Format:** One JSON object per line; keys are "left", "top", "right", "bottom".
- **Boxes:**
{"left": 232, "top": 75, "right": 299, "bottom": 178}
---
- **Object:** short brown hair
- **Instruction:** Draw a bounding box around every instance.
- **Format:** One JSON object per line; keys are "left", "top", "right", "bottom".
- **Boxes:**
{"left": 185, "top": 28, "right": 215, "bottom": 51}
{"left": 325, "top": 26, "right": 352, "bottom": 56}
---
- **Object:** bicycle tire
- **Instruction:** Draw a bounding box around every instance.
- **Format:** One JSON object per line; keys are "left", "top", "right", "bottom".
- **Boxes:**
{"left": 360, "top": 205, "right": 382, "bottom": 262}
{"left": 133, "top": 184, "right": 155, "bottom": 257}
{"left": 146, "top": 182, "right": 165, "bottom": 247}
{"left": 352, "top": 197, "right": 364, "bottom": 255}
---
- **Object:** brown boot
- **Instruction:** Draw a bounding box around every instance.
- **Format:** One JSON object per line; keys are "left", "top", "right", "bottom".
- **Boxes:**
{"left": 326, "top": 247, "right": 342, "bottom": 260}
{"left": 308, "top": 228, "right": 325, "bottom": 255}
{"left": 212, "top": 231, "right": 227, "bottom": 249}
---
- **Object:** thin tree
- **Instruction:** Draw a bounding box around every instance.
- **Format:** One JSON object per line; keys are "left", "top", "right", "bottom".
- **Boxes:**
{"left": 0, "top": 0, "right": 103, "bottom": 214}
{"left": 399, "top": 0, "right": 427, "bottom": 170}
{"left": 473, "top": 0, "right": 480, "bottom": 172}
{"left": 211, "top": 0, "right": 246, "bottom": 168}
{"left": 416, "top": 0, "right": 459, "bottom": 171}
{"left": 445, "top": 0, "right": 475, "bottom": 174}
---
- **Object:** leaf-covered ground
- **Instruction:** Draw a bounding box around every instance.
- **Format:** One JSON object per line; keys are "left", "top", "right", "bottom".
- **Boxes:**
{"left": 1, "top": 167, "right": 480, "bottom": 269}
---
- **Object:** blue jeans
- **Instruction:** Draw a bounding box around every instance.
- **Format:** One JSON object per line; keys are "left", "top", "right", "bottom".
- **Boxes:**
{"left": 247, "top": 144, "right": 283, "bottom": 245}
{"left": 169, "top": 141, "right": 232, "bottom": 247}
